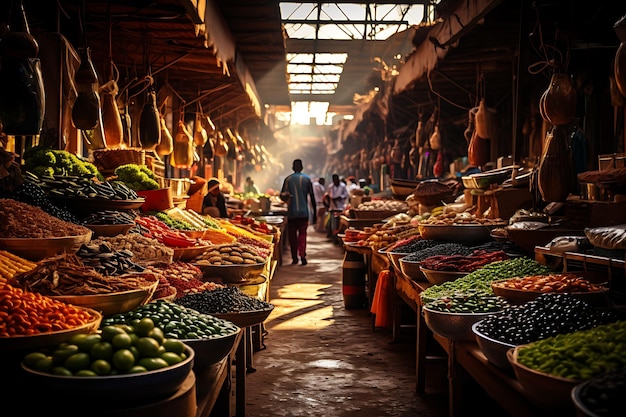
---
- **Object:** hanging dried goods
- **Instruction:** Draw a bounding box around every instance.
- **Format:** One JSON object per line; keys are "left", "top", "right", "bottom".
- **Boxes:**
{"left": 71, "top": 48, "right": 101, "bottom": 132}
{"left": 0, "top": 2, "right": 45, "bottom": 136}
{"left": 156, "top": 115, "right": 174, "bottom": 156}
{"left": 139, "top": 89, "right": 161, "bottom": 150}
{"left": 100, "top": 79, "right": 124, "bottom": 147}
{"left": 171, "top": 119, "right": 194, "bottom": 169}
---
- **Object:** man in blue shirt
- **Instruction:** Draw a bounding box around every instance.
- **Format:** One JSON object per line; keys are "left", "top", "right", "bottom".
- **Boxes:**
{"left": 281, "top": 159, "right": 316, "bottom": 265}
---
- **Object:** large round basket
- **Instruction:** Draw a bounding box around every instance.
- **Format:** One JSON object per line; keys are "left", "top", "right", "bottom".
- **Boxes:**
{"left": 0, "top": 307, "right": 102, "bottom": 351}
{"left": 195, "top": 260, "right": 268, "bottom": 283}
{"left": 507, "top": 346, "right": 580, "bottom": 410}
{"left": 0, "top": 232, "right": 92, "bottom": 261}
{"left": 50, "top": 284, "right": 157, "bottom": 318}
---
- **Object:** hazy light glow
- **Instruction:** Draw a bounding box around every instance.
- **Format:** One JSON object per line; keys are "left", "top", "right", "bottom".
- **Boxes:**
{"left": 280, "top": 2, "right": 429, "bottom": 125}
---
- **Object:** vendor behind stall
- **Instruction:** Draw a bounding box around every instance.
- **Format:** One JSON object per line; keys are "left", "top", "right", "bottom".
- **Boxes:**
{"left": 202, "top": 178, "right": 228, "bottom": 218}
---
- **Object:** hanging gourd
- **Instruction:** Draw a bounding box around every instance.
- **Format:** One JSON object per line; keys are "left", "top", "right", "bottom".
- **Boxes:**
{"left": 615, "top": 15, "right": 626, "bottom": 97}
{"left": 429, "top": 125, "right": 441, "bottom": 150}
{"left": 0, "top": 0, "right": 45, "bottom": 136}
{"left": 474, "top": 99, "right": 497, "bottom": 139}
{"left": 71, "top": 47, "right": 102, "bottom": 133}
{"left": 171, "top": 109, "right": 193, "bottom": 169}
{"left": 193, "top": 103, "right": 208, "bottom": 146}
{"left": 537, "top": 125, "right": 575, "bottom": 202}
{"left": 468, "top": 130, "right": 489, "bottom": 167}
{"left": 139, "top": 87, "right": 161, "bottom": 150}
{"left": 213, "top": 131, "right": 229, "bottom": 157}
{"left": 156, "top": 113, "right": 173, "bottom": 156}
{"left": 542, "top": 73, "right": 576, "bottom": 126}
{"left": 99, "top": 61, "right": 124, "bottom": 148}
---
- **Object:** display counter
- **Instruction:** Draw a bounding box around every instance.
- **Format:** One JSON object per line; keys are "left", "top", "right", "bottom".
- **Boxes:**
{"left": 391, "top": 264, "right": 562, "bottom": 417}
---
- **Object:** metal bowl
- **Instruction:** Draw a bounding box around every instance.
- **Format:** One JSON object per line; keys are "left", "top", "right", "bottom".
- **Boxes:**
{"left": 195, "top": 260, "right": 268, "bottom": 283}
{"left": 491, "top": 274, "right": 610, "bottom": 306}
{"left": 182, "top": 326, "right": 241, "bottom": 369}
{"left": 418, "top": 223, "right": 501, "bottom": 245}
{"left": 420, "top": 267, "right": 468, "bottom": 285}
{"left": 377, "top": 246, "right": 407, "bottom": 272}
{"left": 213, "top": 306, "right": 275, "bottom": 328}
{"left": 471, "top": 321, "right": 517, "bottom": 371}
{"left": 398, "top": 257, "right": 427, "bottom": 282}
{"left": 20, "top": 345, "right": 195, "bottom": 403}
{"left": 422, "top": 306, "right": 501, "bottom": 341}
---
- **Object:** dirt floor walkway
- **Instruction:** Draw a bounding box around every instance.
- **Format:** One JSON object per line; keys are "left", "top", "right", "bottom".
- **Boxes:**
{"left": 244, "top": 228, "right": 454, "bottom": 417}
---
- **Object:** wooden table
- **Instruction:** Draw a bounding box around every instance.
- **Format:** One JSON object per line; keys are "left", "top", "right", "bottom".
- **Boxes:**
{"left": 391, "top": 269, "right": 566, "bottom": 417}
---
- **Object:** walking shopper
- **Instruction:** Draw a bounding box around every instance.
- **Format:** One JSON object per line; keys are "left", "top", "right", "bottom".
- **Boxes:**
{"left": 312, "top": 177, "right": 326, "bottom": 233}
{"left": 281, "top": 159, "right": 316, "bottom": 265}
{"left": 326, "top": 173, "right": 348, "bottom": 240}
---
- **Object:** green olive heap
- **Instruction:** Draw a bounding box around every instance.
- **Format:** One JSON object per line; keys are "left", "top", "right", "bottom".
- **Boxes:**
{"left": 22, "top": 318, "right": 188, "bottom": 377}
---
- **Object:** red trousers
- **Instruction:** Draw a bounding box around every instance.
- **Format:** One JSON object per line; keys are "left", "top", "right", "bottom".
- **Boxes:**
{"left": 287, "top": 217, "right": 309, "bottom": 260}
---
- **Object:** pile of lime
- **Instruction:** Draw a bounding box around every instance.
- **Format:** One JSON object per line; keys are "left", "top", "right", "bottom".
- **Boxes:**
{"left": 22, "top": 318, "right": 188, "bottom": 377}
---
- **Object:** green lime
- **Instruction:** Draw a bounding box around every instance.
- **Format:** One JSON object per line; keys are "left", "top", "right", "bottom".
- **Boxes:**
{"left": 90, "top": 359, "right": 112, "bottom": 376}
{"left": 52, "top": 345, "right": 79, "bottom": 364}
{"left": 76, "top": 334, "right": 102, "bottom": 352}
{"left": 138, "top": 357, "right": 169, "bottom": 371}
{"left": 161, "top": 352, "right": 183, "bottom": 366}
{"left": 101, "top": 325, "right": 127, "bottom": 342}
{"left": 133, "top": 318, "right": 155, "bottom": 337}
{"left": 127, "top": 365, "right": 148, "bottom": 374}
{"left": 111, "top": 333, "right": 133, "bottom": 349}
{"left": 90, "top": 341, "right": 113, "bottom": 360}
{"left": 112, "top": 349, "right": 135, "bottom": 371}
{"left": 23, "top": 352, "right": 48, "bottom": 368}
{"left": 51, "top": 366, "right": 73, "bottom": 376}
{"left": 64, "top": 352, "right": 91, "bottom": 372}
{"left": 75, "top": 369, "right": 98, "bottom": 377}
{"left": 162, "top": 339, "right": 186, "bottom": 355}
{"left": 148, "top": 327, "right": 165, "bottom": 344}
{"left": 136, "top": 337, "right": 161, "bottom": 358}
{"left": 31, "top": 356, "right": 54, "bottom": 372}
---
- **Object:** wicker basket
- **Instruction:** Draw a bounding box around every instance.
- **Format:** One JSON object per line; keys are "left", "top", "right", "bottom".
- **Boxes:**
{"left": 92, "top": 148, "right": 146, "bottom": 174}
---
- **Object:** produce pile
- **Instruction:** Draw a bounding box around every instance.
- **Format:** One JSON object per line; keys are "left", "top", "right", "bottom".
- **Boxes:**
{"left": 22, "top": 318, "right": 190, "bottom": 376}
{"left": 102, "top": 300, "right": 239, "bottom": 340}
{"left": 516, "top": 320, "right": 626, "bottom": 381}
{"left": 420, "top": 257, "right": 551, "bottom": 304}
{"left": 176, "top": 286, "right": 273, "bottom": 314}
{"left": 0, "top": 283, "right": 98, "bottom": 336}
{"left": 0, "top": 198, "right": 90, "bottom": 238}
{"left": 9, "top": 253, "right": 158, "bottom": 296}
{"left": 474, "top": 293, "right": 620, "bottom": 345}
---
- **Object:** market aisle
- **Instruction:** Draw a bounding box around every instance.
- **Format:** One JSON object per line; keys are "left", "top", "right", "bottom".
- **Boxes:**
{"left": 244, "top": 229, "right": 451, "bottom": 417}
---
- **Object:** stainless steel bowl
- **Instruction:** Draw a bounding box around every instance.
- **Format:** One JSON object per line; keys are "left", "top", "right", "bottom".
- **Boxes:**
{"left": 422, "top": 307, "right": 501, "bottom": 341}
{"left": 471, "top": 321, "right": 517, "bottom": 371}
